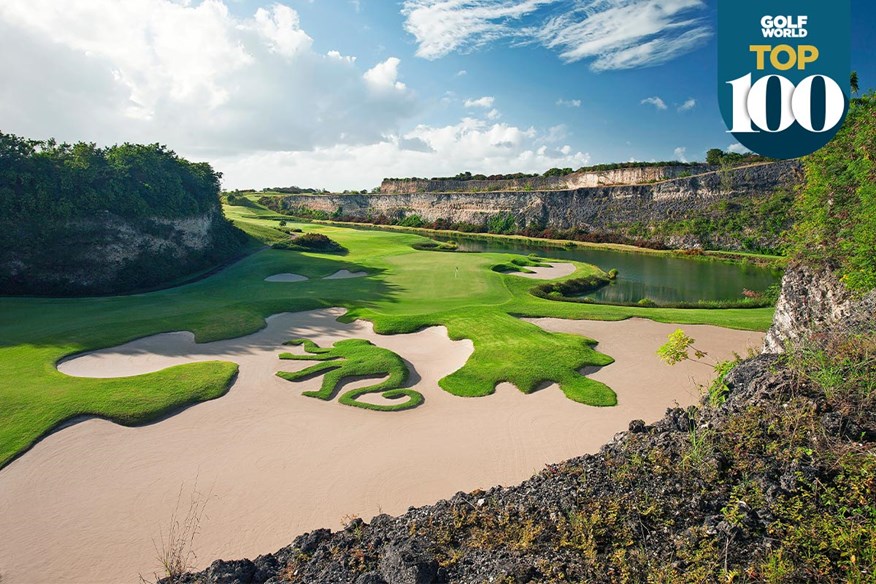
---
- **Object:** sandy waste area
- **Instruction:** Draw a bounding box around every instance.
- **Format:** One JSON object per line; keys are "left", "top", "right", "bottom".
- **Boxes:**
{"left": 0, "top": 309, "right": 763, "bottom": 583}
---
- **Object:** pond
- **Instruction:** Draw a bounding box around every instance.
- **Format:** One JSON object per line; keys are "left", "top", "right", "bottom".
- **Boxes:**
{"left": 442, "top": 236, "right": 782, "bottom": 305}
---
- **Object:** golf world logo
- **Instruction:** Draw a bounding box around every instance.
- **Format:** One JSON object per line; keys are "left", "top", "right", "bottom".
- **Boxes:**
{"left": 718, "top": 1, "right": 850, "bottom": 159}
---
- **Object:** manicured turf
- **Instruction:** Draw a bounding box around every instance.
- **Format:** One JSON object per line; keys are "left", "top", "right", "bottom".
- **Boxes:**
{"left": 278, "top": 339, "right": 420, "bottom": 412}
{"left": 0, "top": 202, "right": 775, "bottom": 468}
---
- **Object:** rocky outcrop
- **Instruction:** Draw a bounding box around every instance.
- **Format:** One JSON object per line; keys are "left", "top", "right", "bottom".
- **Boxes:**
{"left": 763, "top": 264, "right": 876, "bottom": 353}
{"left": 379, "top": 165, "right": 713, "bottom": 194}
{"left": 279, "top": 162, "right": 801, "bottom": 249}
{"left": 0, "top": 209, "right": 247, "bottom": 296}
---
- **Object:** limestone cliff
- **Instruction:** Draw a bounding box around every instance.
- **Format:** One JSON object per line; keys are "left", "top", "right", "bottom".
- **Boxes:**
{"left": 380, "top": 165, "right": 713, "bottom": 194}
{"left": 275, "top": 161, "right": 801, "bottom": 250}
{"left": 763, "top": 265, "right": 876, "bottom": 353}
{"left": 0, "top": 209, "right": 247, "bottom": 296}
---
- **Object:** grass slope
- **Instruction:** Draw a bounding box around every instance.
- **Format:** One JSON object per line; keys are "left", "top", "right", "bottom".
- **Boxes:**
{"left": 0, "top": 203, "right": 773, "bottom": 468}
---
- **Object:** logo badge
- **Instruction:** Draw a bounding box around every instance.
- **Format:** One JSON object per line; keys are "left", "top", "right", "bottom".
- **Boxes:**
{"left": 718, "top": 0, "right": 851, "bottom": 159}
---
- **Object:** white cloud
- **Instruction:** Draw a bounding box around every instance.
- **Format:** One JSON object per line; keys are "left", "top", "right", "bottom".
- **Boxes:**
{"left": 401, "top": 0, "right": 553, "bottom": 60}
{"left": 456, "top": 69, "right": 468, "bottom": 76}
{"left": 727, "top": 143, "right": 749, "bottom": 154}
{"left": 532, "top": 0, "right": 710, "bottom": 70}
{"left": 486, "top": 108, "right": 501, "bottom": 120}
{"left": 0, "top": 0, "right": 414, "bottom": 155}
{"left": 217, "top": 119, "right": 591, "bottom": 190}
{"left": 402, "top": 0, "right": 710, "bottom": 71}
{"left": 464, "top": 96, "right": 495, "bottom": 108}
{"left": 327, "top": 50, "right": 356, "bottom": 64}
{"left": 363, "top": 57, "right": 407, "bottom": 91}
{"left": 641, "top": 96, "right": 667, "bottom": 110}
{"left": 673, "top": 146, "right": 687, "bottom": 162}
{"left": 245, "top": 4, "right": 313, "bottom": 58}
{"left": 556, "top": 98, "right": 581, "bottom": 108}
{"left": 678, "top": 97, "right": 696, "bottom": 112}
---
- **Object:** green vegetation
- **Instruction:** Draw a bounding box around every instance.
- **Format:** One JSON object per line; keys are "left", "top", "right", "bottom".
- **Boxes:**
{"left": 788, "top": 93, "right": 876, "bottom": 292}
{"left": 0, "top": 132, "right": 248, "bottom": 295}
{"left": 277, "top": 339, "right": 421, "bottom": 412}
{"left": 705, "top": 148, "right": 774, "bottom": 167}
{"left": 272, "top": 232, "right": 346, "bottom": 253}
{"left": 411, "top": 240, "right": 458, "bottom": 252}
{"left": 642, "top": 188, "right": 795, "bottom": 255}
{"left": 530, "top": 274, "right": 612, "bottom": 301}
{"left": 0, "top": 132, "right": 222, "bottom": 220}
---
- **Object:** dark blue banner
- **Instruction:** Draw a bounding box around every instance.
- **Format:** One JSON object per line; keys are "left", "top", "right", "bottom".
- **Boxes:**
{"left": 718, "top": 0, "right": 851, "bottom": 159}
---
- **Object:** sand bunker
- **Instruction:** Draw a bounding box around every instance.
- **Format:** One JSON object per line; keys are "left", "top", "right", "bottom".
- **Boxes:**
{"left": 0, "top": 310, "right": 763, "bottom": 584}
{"left": 264, "top": 273, "right": 309, "bottom": 282}
{"left": 324, "top": 269, "right": 367, "bottom": 280}
{"left": 515, "top": 262, "right": 576, "bottom": 280}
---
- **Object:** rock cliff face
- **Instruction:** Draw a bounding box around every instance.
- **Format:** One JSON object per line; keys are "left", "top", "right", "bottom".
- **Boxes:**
{"left": 279, "top": 162, "right": 800, "bottom": 249}
{"left": 379, "top": 165, "right": 713, "bottom": 194}
{"left": 763, "top": 264, "right": 876, "bottom": 353}
{"left": 0, "top": 209, "right": 246, "bottom": 296}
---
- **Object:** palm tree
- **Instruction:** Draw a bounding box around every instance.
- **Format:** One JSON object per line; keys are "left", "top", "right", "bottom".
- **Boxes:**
{"left": 851, "top": 71, "right": 859, "bottom": 96}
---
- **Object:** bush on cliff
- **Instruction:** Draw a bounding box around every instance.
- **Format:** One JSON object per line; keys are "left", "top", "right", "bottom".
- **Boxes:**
{"left": 788, "top": 93, "right": 876, "bottom": 292}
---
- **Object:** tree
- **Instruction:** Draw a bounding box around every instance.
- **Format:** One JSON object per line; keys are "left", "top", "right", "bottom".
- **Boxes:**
{"left": 657, "top": 329, "right": 708, "bottom": 365}
{"left": 706, "top": 148, "right": 724, "bottom": 166}
{"left": 850, "top": 71, "right": 859, "bottom": 96}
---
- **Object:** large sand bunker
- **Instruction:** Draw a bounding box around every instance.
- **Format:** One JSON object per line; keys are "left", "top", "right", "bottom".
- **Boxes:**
{"left": 515, "top": 262, "right": 577, "bottom": 280}
{"left": 0, "top": 310, "right": 763, "bottom": 583}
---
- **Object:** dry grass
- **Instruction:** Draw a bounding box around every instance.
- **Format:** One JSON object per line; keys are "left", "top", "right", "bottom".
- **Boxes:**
{"left": 141, "top": 480, "right": 212, "bottom": 584}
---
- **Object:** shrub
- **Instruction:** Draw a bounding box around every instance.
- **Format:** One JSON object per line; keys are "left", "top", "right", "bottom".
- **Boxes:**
{"left": 272, "top": 232, "right": 346, "bottom": 253}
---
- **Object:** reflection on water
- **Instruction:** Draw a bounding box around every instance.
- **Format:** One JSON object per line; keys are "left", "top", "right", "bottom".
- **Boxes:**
{"left": 443, "top": 236, "right": 782, "bottom": 304}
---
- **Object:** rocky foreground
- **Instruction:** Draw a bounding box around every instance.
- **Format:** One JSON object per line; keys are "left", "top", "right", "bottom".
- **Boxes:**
{"left": 172, "top": 320, "right": 875, "bottom": 583}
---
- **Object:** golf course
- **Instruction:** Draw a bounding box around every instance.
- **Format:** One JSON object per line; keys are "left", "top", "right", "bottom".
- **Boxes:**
{"left": 0, "top": 200, "right": 777, "bottom": 469}
{"left": 0, "top": 200, "right": 772, "bottom": 582}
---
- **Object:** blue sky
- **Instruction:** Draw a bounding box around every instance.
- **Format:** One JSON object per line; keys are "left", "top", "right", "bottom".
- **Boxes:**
{"left": 0, "top": 0, "right": 873, "bottom": 190}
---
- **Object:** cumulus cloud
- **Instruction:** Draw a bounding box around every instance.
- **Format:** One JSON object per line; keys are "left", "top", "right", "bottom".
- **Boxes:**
{"left": 641, "top": 96, "right": 667, "bottom": 110}
{"left": 673, "top": 146, "right": 687, "bottom": 162}
{"left": 217, "top": 118, "right": 591, "bottom": 190}
{"left": 727, "top": 143, "right": 750, "bottom": 154}
{"left": 0, "top": 0, "right": 414, "bottom": 155}
{"left": 678, "top": 97, "right": 697, "bottom": 112}
{"left": 464, "top": 96, "right": 496, "bottom": 108}
{"left": 401, "top": 0, "right": 710, "bottom": 71}
{"left": 363, "top": 57, "right": 407, "bottom": 91}
{"left": 556, "top": 98, "right": 581, "bottom": 108}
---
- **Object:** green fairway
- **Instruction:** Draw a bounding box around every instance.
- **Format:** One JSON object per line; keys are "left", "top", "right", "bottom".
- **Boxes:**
{"left": 0, "top": 203, "right": 775, "bottom": 468}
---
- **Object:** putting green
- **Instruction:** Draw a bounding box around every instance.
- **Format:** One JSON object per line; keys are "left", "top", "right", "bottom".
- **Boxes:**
{"left": 0, "top": 203, "right": 774, "bottom": 468}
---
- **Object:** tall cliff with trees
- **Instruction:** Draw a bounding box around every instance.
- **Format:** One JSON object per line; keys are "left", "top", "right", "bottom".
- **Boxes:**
{"left": 0, "top": 133, "right": 248, "bottom": 296}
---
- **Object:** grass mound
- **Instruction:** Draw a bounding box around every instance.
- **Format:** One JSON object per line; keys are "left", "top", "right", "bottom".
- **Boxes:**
{"left": 411, "top": 240, "right": 459, "bottom": 252}
{"left": 272, "top": 232, "right": 347, "bottom": 254}
{"left": 531, "top": 274, "right": 612, "bottom": 300}
{"left": 277, "top": 339, "right": 422, "bottom": 412}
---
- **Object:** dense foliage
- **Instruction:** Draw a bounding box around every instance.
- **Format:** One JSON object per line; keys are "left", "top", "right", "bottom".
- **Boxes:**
{"left": 0, "top": 132, "right": 222, "bottom": 220}
{"left": 788, "top": 94, "right": 876, "bottom": 292}
{"left": 0, "top": 132, "right": 249, "bottom": 295}
{"left": 272, "top": 232, "right": 346, "bottom": 253}
{"left": 705, "top": 148, "right": 774, "bottom": 167}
